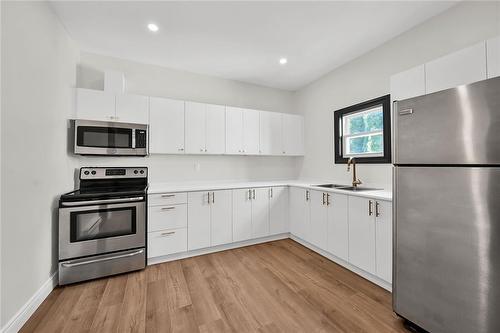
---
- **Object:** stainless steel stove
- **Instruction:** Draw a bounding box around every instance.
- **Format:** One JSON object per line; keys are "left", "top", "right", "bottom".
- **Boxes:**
{"left": 58, "top": 167, "right": 148, "bottom": 285}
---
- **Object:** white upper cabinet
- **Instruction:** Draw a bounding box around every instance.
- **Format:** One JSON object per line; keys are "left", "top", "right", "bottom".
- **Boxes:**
{"left": 225, "top": 107, "right": 244, "bottom": 154}
{"left": 259, "top": 112, "right": 283, "bottom": 155}
{"left": 375, "top": 200, "right": 392, "bottom": 283}
{"left": 282, "top": 114, "right": 304, "bottom": 156}
{"left": 115, "top": 94, "right": 149, "bottom": 124}
{"left": 269, "top": 187, "right": 288, "bottom": 235}
{"left": 76, "top": 88, "right": 116, "bottom": 121}
{"left": 390, "top": 65, "right": 426, "bottom": 101}
{"left": 185, "top": 102, "right": 226, "bottom": 154}
{"left": 185, "top": 101, "right": 207, "bottom": 154}
{"left": 149, "top": 97, "right": 185, "bottom": 154}
{"left": 426, "top": 41, "right": 487, "bottom": 94}
{"left": 327, "top": 193, "right": 349, "bottom": 262}
{"left": 205, "top": 104, "right": 226, "bottom": 154}
{"left": 487, "top": 36, "right": 500, "bottom": 78}
{"left": 242, "top": 109, "right": 260, "bottom": 155}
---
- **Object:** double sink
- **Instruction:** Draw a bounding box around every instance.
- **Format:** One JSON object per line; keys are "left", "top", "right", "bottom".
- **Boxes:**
{"left": 313, "top": 184, "right": 381, "bottom": 192}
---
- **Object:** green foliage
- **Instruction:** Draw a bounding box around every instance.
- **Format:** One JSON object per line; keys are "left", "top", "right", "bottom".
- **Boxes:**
{"left": 345, "top": 108, "right": 384, "bottom": 155}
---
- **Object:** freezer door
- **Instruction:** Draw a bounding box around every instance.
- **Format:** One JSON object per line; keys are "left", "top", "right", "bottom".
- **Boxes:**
{"left": 394, "top": 167, "right": 500, "bottom": 333}
{"left": 394, "top": 76, "right": 500, "bottom": 165}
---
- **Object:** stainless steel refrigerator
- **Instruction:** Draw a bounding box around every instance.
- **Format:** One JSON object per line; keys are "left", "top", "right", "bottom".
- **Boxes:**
{"left": 393, "top": 76, "right": 500, "bottom": 333}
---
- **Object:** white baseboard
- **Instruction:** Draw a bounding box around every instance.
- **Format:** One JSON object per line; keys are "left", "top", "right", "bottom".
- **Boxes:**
{"left": 148, "top": 233, "right": 289, "bottom": 265}
{"left": 290, "top": 235, "right": 392, "bottom": 291}
{"left": 1, "top": 271, "right": 58, "bottom": 333}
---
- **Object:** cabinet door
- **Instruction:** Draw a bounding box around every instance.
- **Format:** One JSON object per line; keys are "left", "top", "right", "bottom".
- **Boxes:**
{"left": 115, "top": 94, "right": 149, "bottom": 124}
{"left": 225, "top": 107, "right": 243, "bottom": 154}
{"left": 211, "top": 190, "right": 232, "bottom": 246}
{"left": 187, "top": 192, "right": 211, "bottom": 250}
{"left": 282, "top": 114, "right": 304, "bottom": 155}
{"left": 243, "top": 109, "right": 260, "bottom": 155}
{"left": 185, "top": 101, "right": 207, "bottom": 154}
{"left": 327, "top": 193, "right": 348, "bottom": 261}
{"left": 426, "top": 41, "right": 487, "bottom": 94}
{"left": 375, "top": 200, "right": 392, "bottom": 283}
{"left": 259, "top": 112, "right": 283, "bottom": 155}
{"left": 390, "top": 65, "right": 426, "bottom": 101}
{"left": 348, "top": 196, "right": 376, "bottom": 275}
{"left": 251, "top": 188, "right": 270, "bottom": 238}
{"left": 487, "top": 36, "right": 500, "bottom": 78}
{"left": 289, "top": 187, "right": 310, "bottom": 240}
{"left": 76, "top": 88, "right": 115, "bottom": 121}
{"left": 232, "top": 189, "right": 252, "bottom": 242}
{"left": 149, "top": 97, "right": 185, "bottom": 154}
{"left": 309, "top": 191, "right": 328, "bottom": 249}
{"left": 269, "top": 187, "right": 288, "bottom": 235}
{"left": 206, "top": 104, "right": 226, "bottom": 154}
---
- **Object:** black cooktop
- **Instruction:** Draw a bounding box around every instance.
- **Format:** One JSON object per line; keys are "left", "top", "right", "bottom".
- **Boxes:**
{"left": 60, "top": 186, "right": 148, "bottom": 202}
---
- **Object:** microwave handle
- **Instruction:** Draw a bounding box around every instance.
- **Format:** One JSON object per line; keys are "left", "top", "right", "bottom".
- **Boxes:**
{"left": 60, "top": 196, "right": 144, "bottom": 207}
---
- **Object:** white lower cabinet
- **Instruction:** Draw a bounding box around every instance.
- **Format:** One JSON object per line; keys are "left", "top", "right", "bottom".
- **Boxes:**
{"left": 375, "top": 200, "right": 392, "bottom": 283}
{"left": 289, "top": 187, "right": 310, "bottom": 241}
{"left": 251, "top": 188, "right": 270, "bottom": 238}
{"left": 327, "top": 193, "right": 349, "bottom": 262}
{"left": 269, "top": 187, "right": 288, "bottom": 235}
{"left": 148, "top": 204, "right": 187, "bottom": 232}
{"left": 308, "top": 190, "right": 328, "bottom": 249}
{"left": 148, "top": 228, "right": 187, "bottom": 258}
{"left": 232, "top": 188, "right": 271, "bottom": 241}
{"left": 188, "top": 190, "right": 233, "bottom": 250}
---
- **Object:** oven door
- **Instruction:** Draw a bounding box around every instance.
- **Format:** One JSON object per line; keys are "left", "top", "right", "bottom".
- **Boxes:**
{"left": 59, "top": 197, "right": 146, "bottom": 260}
{"left": 73, "top": 119, "right": 147, "bottom": 156}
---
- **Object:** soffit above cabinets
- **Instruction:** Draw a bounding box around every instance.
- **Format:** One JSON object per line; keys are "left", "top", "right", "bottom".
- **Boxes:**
{"left": 50, "top": 1, "right": 456, "bottom": 91}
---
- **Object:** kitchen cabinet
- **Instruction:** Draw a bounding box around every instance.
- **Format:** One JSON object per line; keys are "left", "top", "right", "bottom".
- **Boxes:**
{"left": 149, "top": 204, "right": 187, "bottom": 232}
{"left": 185, "top": 102, "right": 225, "bottom": 154}
{"left": 282, "top": 114, "right": 304, "bottom": 155}
{"left": 149, "top": 97, "right": 185, "bottom": 154}
{"left": 76, "top": 88, "right": 116, "bottom": 121}
{"left": 487, "top": 36, "right": 500, "bottom": 78}
{"left": 426, "top": 41, "right": 487, "bottom": 94}
{"left": 115, "top": 94, "right": 149, "bottom": 124}
{"left": 269, "top": 187, "right": 288, "bottom": 235}
{"left": 226, "top": 107, "right": 260, "bottom": 155}
{"left": 309, "top": 190, "right": 328, "bottom": 249}
{"left": 148, "top": 228, "right": 187, "bottom": 258}
{"left": 327, "top": 193, "right": 349, "bottom": 261}
{"left": 251, "top": 188, "right": 270, "bottom": 238}
{"left": 375, "top": 200, "right": 392, "bottom": 283}
{"left": 187, "top": 190, "right": 233, "bottom": 250}
{"left": 390, "top": 65, "right": 426, "bottom": 101}
{"left": 289, "top": 187, "right": 310, "bottom": 240}
{"left": 232, "top": 189, "right": 253, "bottom": 241}
{"left": 260, "top": 112, "right": 283, "bottom": 155}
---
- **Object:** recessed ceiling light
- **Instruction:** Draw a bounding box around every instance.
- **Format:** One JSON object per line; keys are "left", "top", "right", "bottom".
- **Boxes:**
{"left": 279, "top": 58, "right": 288, "bottom": 65}
{"left": 147, "top": 23, "right": 159, "bottom": 32}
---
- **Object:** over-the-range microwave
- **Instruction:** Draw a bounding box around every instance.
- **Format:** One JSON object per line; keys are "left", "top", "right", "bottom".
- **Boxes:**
{"left": 73, "top": 119, "right": 148, "bottom": 156}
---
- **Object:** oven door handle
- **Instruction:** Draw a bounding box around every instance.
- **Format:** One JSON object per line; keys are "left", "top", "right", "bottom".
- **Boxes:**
{"left": 61, "top": 249, "right": 144, "bottom": 268}
{"left": 61, "top": 196, "right": 144, "bottom": 207}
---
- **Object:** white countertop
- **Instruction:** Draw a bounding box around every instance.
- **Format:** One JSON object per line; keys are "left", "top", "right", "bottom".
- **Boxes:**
{"left": 148, "top": 180, "right": 392, "bottom": 201}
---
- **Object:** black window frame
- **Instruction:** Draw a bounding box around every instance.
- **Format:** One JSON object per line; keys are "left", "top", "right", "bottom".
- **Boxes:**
{"left": 333, "top": 94, "right": 391, "bottom": 164}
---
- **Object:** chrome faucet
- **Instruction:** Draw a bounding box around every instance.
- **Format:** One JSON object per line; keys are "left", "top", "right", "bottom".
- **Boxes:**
{"left": 347, "top": 157, "right": 362, "bottom": 188}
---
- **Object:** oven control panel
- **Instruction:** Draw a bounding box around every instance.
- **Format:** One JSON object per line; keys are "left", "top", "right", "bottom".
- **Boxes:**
{"left": 80, "top": 167, "right": 148, "bottom": 179}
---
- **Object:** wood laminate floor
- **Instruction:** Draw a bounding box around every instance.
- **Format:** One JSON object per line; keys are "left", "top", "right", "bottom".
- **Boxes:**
{"left": 21, "top": 239, "right": 406, "bottom": 333}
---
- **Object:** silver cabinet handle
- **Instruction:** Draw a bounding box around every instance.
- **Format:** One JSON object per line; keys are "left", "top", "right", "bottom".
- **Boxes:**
{"left": 375, "top": 201, "right": 380, "bottom": 217}
{"left": 305, "top": 190, "right": 310, "bottom": 201}
{"left": 252, "top": 189, "right": 256, "bottom": 199}
{"left": 200, "top": 148, "right": 204, "bottom": 152}
{"left": 161, "top": 194, "right": 175, "bottom": 198}
{"left": 61, "top": 249, "right": 144, "bottom": 268}
{"left": 205, "top": 148, "right": 208, "bottom": 152}
{"left": 399, "top": 108, "right": 413, "bottom": 116}
{"left": 270, "top": 188, "right": 273, "bottom": 198}
{"left": 248, "top": 189, "right": 252, "bottom": 200}
{"left": 160, "top": 231, "right": 175, "bottom": 236}
{"left": 368, "top": 200, "right": 373, "bottom": 216}
{"left": 322, "top": 193, "right": 326, "bottom": 205}
{"left": 326, "top": 193, "right": 331, "bottom": 206}
{"left": 161, "top": 206, "right": 175, "bottom": 211}
{"left": 207, "top": 192, "right": 211, "bottom": 204}
{"left": 212, "top": 192, "right": 215, "bottom": 204}
{"left": 178, "top": 147, "right": 184, "bottom": 151}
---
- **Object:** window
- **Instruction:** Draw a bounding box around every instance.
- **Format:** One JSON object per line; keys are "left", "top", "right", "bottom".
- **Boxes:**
{"left": 334, "top": 95, "right": 391, "bottom": 164}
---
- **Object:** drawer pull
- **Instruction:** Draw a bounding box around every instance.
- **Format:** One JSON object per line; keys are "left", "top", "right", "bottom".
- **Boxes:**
{"left": 160, "top": 231, "right": 175, "bottom": 236}
{"left": 161, "top": 194, "right": 175, "bottom": 198}
{"left": 161, "top": 207, "right": 175, "bottom": 211}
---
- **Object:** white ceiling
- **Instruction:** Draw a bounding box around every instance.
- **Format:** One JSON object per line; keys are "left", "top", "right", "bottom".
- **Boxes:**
{"left": 50, "top": 1, "right": 456, "bottom": 91}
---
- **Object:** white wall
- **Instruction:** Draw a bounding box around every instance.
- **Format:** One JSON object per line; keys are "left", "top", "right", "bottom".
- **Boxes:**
{"left": 294, "top": 1, "right": 500, "bottom": 188}
{"left": 75, "top": 53, "right": 299, "bottom": 183}
{"left": 1, "top": 1, "right": 80, "bottom": 328}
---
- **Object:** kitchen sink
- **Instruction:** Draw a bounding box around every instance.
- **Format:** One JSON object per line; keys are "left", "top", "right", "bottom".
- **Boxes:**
{"left": 313, "top": 184, "right": 381, "bottom": 191}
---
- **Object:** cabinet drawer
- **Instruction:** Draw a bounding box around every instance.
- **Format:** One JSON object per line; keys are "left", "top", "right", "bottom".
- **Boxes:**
{"left": 149, "top": 192, "right": 187, "bottom": 206}
{"left": 148, "top": 228, "right": 187, "bottom": 258}
{"left": 149, "top": 204, "right": 187, "bottom": 232}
